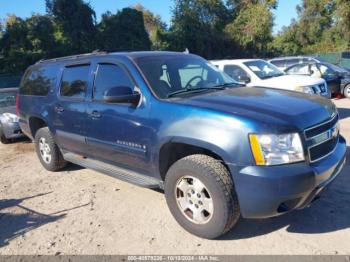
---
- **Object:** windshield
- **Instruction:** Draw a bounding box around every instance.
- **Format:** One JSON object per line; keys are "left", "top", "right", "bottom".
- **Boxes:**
{"left": 0, "top": 91, "right": 16, "bottom": 108}
{"left": 244, "top": 60, "right": 284, "bottom": 80}
{"left": 135, "top": 54, "right": 239, "bottom": 98}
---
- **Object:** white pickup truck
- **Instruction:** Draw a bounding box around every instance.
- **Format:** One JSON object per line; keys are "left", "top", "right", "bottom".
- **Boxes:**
{"left": 211, "top": 59, "right": 330, "bottom": 98}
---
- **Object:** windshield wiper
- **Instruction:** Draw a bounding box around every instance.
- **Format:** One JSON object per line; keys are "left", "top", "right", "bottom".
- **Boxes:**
{"left": 167, "top": 86, "right": 225, "bottom": 98}
{"left": 211, "top": 82, "right": 245, "bottom": 88}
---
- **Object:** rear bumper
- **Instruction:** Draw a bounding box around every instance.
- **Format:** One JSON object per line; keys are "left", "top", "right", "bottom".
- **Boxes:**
{"left": 228, "top": 135, "right": 347, "bottom": 218}
{"left": 2, "top": 121, "right": 25, "bottom": 139}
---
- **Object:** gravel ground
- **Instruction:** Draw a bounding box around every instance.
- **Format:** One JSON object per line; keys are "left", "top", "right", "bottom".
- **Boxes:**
{"left": 0, "top": 98, "right": 349, "bottom": 255}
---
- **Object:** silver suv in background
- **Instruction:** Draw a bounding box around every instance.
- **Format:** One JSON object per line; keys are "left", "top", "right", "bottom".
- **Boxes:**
{"left": 0, "top": 88, "right": 25, "bottom": 144}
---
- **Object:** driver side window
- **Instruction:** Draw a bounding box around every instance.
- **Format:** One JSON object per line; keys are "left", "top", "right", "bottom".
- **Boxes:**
{"left": 223, "top": 65, "right": 249, "bottom": 82}
{"left": 94, "top": 63, "right": 134, "bottom": 101}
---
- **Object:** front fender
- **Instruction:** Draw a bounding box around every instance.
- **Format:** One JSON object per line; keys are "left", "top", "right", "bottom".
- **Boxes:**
{"left": 156, "top": 112, "right": 256, "bottom": 168}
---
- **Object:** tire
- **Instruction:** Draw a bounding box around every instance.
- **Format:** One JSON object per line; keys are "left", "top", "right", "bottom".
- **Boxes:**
{"left": 164, "top": 154, "right": 240, "bottom": 239}
{"left": 343, "top": 84, "right": 350, "bottom": 98}
{"left": 34, "top": 127, "right": 67, "bottom": 171}
{"left": 0, "top": 125, "right": 11, "bottom": 144}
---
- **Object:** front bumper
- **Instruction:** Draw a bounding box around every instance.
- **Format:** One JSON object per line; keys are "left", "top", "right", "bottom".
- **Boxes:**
{"left": 228, "top": 135, "right": 347, "bottom": 218}
{"left": 2, "top": 121, "right": 25, "bottom": 139}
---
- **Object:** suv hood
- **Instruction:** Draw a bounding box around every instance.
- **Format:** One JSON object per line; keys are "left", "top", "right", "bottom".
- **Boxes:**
{"left": 175, "top": 87, "right": 336, "bottom": 131}
{"left": 251, "top": 75, "right": 325, "bottom": 90}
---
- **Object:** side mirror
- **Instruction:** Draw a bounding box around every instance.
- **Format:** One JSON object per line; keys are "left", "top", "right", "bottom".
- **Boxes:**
{"left": 103, "top": 86, "right": 140, "bottom": 105}
{"left": 238, "top": 75, "right": 251, "bottom": 84}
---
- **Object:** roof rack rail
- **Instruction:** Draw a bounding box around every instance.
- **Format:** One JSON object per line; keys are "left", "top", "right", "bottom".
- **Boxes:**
{"left": 36, "top": 50, "right": 108, "bottom": 64}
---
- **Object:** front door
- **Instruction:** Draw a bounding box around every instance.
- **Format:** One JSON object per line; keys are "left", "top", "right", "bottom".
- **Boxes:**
{"left": 317, "top": 64, "right": 341, "bottom": 95}
{"left": 53, "top": 63, "right": 91, "bottom": 155}
{"left": 86, "top": 60, "right": 152, "bottom": 174}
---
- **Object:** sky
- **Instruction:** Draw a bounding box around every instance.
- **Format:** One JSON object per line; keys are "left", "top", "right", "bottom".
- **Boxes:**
{"left": 0, "top": 0, "right": 301, "bottom": 34}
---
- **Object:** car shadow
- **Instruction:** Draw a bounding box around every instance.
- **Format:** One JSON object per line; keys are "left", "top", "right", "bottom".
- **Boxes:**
{"left": 0, "top": 192, "right": 89, "bottom": 248}
{"left": 65, "top": 163, "right": 85, "bottom": 172}
{"left": 220, "top": 147, "right": 350, "bottom": 241}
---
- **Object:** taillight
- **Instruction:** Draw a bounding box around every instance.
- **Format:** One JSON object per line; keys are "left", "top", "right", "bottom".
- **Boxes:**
{"left": 16, "top": 94, "right": 20, "bottom": 116}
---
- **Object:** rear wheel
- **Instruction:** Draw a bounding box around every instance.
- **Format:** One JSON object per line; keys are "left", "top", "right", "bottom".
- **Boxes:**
{"left": 34, "top": 127, "right": 67, "bottom": 171}
{"left": 164, "top": 154, "right": 240, "bottom": 239}
{"left": 0, "top": 125, "right": 11, "bottom": 144}
{"left": 343, "top": 84, "right": 350, "bottom": 98}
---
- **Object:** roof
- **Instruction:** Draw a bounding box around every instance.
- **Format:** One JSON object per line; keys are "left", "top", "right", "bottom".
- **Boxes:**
{"left": 211, "top": 58, "right": 265, "bottom": 64}
{"left": 36, "top": 51, "right": 194, "bottom": 65}
{"left": 0, "top": 87, "right": 18, "bottom": 93}
{"left": 269, "top": 56, "right": 317, "bottom": 61}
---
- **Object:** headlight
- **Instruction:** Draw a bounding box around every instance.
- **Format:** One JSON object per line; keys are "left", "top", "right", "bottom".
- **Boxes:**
{"left": 3, "top": 113, "right": 19, "bottom": 123}
{"left": 249, "top": 133, "right": 305, "bottom": 166}
{"left": 295, "top": 86, "right": 315, "bottom": 94}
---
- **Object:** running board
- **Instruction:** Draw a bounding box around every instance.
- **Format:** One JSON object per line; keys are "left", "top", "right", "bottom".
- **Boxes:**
{"left": 63, "top": 152, "right": 162, "bottom": 189}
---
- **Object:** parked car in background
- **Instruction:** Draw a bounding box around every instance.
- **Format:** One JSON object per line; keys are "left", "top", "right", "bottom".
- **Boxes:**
{"left": 268, "top": 56, "right": 321, "bottom": 71}
{"left": 212, "top": 59, "right": 329, "bottom": 98}
{"left": 18, "top": 51, "right": 346, "bottom": 239}
{"left": 285, "top": 62, "right": 350, "bottom": 98}
{"left": 0, "top": 88, "right": 25, "bottom": 144}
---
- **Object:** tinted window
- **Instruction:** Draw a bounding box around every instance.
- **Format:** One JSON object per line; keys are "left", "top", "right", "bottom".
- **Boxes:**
{"left": 223, "top": 65, "right": 249, "bottom": 82}
{"left": 285, "top": 59, "right": 300, "bottom": 67}
{"left": 60, "top": 65, "right": 90, "bottom": 99}
{"left": 20, "top": 65, "right": 58, "bottom": 96}
{"left": 270, "top": 60, "right": 285, "bottom": 68}
{"left": 94, "top": 64, "right": 134, "bottom": 101}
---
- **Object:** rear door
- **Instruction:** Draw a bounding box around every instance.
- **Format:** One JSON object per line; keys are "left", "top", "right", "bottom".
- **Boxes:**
{"left": 52, "top": 62, "right": 92, "bottom": 155}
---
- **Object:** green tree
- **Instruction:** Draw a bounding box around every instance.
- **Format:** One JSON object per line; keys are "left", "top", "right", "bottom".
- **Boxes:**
{"left": 225, "top": 0, "right": 277, "bottom": 57}
{"left": 26, "top": 15, "right": 57, "bottom": 58}
{"left": 97, "top": 8, "right": 151, "bottom": 51}
{"left": 0, "top": 15, "right": 33, "bottom": 73}
{"left": 46, "top": 0, "right": 97, "bottom": 54}
{"left": 133, "top": 4, "right": 169, "bottom": 50}
{"left": 333, "top": 0, "right": 350, "bottom": 49}
{"left": 169, "top": 0, "right": 231, "bottom": 59}
{"left": 271, "top": 20, "right": 302, "bottom": 56}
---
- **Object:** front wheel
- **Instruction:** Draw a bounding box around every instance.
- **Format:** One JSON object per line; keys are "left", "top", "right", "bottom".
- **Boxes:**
{"left": 164, "top": 154, "right": 240, "bottom": 239}
{"left": 34, "top": 127, "right": 67, "bottom": 171}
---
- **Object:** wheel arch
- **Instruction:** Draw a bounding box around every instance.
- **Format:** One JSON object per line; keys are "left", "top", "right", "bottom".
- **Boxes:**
{"left": 158, "top": 137, "right": 232, "bottom": 182}
{"left": 28, "top": 116, "right": 48, "bottom": 138}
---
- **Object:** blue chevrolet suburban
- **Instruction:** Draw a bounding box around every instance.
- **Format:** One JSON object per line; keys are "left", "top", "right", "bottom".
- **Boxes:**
{"left": 18, "top": 51, "right": 347, "bottom": 239}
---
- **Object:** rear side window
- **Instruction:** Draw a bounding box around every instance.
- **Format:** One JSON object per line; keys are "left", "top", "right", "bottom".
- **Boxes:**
{"left": 285, "top": 59, "right": 300, "bottom": 67}
{"left": 94, "top": 64, "right": 134, "bottom": 101}
{"left": 20, "top": 65, "right": 58, "bottom": 96}
{"left": 60, "top": 65, "right": 90, "bottom": 99}
{"left": 270, "top": 60, "right": 285, "bottom": 68}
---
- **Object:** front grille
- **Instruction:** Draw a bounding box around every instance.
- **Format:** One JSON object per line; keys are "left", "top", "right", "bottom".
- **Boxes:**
{"left": 309, "top": 136, "right": 338, "bottom": 161}
{"left": 305, "top": 114, "right": 339, "bottom": 162}
{"left": 305, "top": 114, "right": 338, "bottom": 139}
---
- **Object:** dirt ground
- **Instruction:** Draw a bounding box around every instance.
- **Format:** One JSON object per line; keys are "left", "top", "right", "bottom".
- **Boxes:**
{"left": 0, "top": 98, "right": 349, "bottom": 255}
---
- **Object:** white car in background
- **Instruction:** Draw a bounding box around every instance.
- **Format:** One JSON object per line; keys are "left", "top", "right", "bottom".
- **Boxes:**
{"left": 211, "top": 59, "right": 330, "bottom": 98}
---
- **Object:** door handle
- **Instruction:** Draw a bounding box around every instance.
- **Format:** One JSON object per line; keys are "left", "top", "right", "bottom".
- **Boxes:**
{"left": 55, "top": 106, "right": 64, "bottom": 113}
{"left": 90, "top": 110, "right": 101, "bottom": 118}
